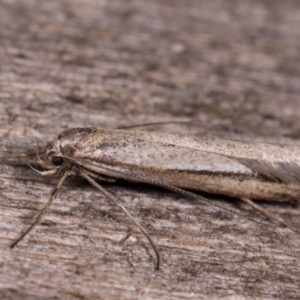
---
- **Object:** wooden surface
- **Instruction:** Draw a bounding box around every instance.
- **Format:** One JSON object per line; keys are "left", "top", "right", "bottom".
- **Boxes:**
{"left": 1, "top": 0, "right": 300, "bottom": 299}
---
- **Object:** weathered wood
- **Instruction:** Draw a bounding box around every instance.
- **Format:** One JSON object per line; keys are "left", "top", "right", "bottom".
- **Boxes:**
{"left": 1, "top": 0, "right": 300, "bottom": 299}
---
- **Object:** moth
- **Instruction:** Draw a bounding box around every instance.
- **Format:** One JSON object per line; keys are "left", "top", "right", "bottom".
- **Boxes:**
{"left": 2, "top": 127, "right": 300, "bottom": 270}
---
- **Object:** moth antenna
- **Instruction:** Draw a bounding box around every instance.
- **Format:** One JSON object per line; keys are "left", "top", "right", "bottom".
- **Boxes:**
{"left": 0, "top": 147, "right": 46, "bottom": 161}
{"left": 143, "top": 178, "right": 299, "bottom": 234}
{"left": 11, "top": 171, "right": 69, "bottom": 248}
{"left": 127, "top": 175, "right": 270, "bottom": 227}
{"left": 117, "top": 120, "right": 190, "bottom": 130}
{"left": 241, "top": 197, "right": 300, "bottom": 235}
{"left": 80, "top": 171, "right": 160, "bottom": 271}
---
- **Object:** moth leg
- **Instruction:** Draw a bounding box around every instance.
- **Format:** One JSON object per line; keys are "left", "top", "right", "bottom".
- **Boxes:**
{"left": 119, "top": 230, "right": 132, "bottom": 245}
{"left": 80, "top": 171, "right": 160, "bottom": 271}
{"left": 33, "top": 140, "right": 56, "bottom": 170}
{"left": 27, "top": 163, "right": 58, "bottom": 176}
{"left": 82, "top": 169, "right": 117, "bottom": 182}
{"left": 89, "top": 173, "right": 116, "bottom": 182}
{"left": 35, "top": 154, "right": 55, "bottom": 170}
{"left": 36, "top": 160, "right": 56, "bottom": 170}
{"left": 11, "top": 171, "right": 69, "bottom": 248}
{"left": 240, "top": 197, "right": 300, "bottom": 235}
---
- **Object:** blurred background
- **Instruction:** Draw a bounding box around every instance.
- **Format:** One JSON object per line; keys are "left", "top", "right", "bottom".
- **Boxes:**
{"left": 1, "top": 0, "right": 300, "bottom": 142}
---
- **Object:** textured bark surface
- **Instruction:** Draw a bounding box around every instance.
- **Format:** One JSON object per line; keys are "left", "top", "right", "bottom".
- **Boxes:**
{"left": 1, "top": 0, "right": 300, "bottom": 299}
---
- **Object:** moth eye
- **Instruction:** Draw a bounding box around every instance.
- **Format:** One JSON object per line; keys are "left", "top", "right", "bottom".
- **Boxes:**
{"left": 51, "top": 156, "right": 64, "bottom": 166}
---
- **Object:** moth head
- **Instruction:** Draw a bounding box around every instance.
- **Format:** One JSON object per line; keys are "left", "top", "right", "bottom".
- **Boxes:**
{"left": 46, "top": 142, "right": 64, "bottom": 166}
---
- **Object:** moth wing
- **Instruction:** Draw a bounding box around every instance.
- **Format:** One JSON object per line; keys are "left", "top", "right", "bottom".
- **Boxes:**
{"left": 239, "top": 158, "right": 300, "bottom": 184}
{"left": 76, "top": 138, "right": 252, "bottom": 174}
{"left": 64, "top": 128, "right": 300, "bottom": 184}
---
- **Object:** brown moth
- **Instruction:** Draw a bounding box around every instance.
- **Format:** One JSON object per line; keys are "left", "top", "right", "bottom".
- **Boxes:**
{"left": 2, "top": 127, "right": 300, "bottom": 270}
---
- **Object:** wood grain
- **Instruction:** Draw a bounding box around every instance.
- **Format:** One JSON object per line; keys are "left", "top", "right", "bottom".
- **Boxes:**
{"left": 1, "top": 0, "right": 300, "bottom": 299}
